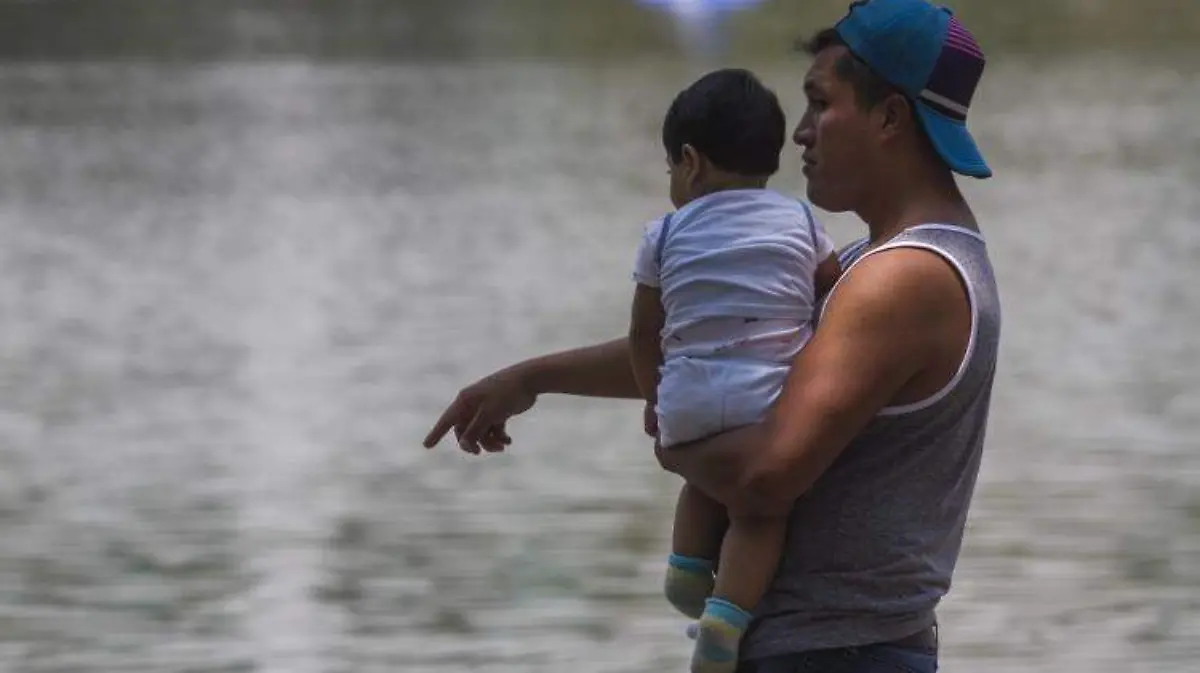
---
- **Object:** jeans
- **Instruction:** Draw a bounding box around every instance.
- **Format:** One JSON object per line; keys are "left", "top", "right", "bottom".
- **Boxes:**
{"left": 736, "top": 644, "right": 938, "bottom": 673}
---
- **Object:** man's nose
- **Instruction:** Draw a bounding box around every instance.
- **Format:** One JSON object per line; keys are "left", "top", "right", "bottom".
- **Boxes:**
{"left": 792, "top": 123, "right": 812, "bottom": 147}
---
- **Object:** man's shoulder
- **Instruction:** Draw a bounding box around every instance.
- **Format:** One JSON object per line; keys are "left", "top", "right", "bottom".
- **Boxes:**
{"left": 829, "top": 245, "right": 968, "bottom": 323}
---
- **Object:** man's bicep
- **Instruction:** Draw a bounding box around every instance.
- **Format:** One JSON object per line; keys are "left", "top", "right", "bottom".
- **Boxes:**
{"left": 752, "top": 253, "right": 942, "bottom": 500}
{"left": 773, "top": 280, "right": 922, "bottom": 442}
{"left": 792, "top": 248, "right": 957, "bottom": 409}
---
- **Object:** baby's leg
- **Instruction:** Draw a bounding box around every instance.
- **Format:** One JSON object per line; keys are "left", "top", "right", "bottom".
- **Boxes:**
{"left": 664, "top": 483, "right": 728, "bottom": 619}
{"left": 690, "top": 514, "right": 787, "bottom": 673}
{"left": 712, "top": 513, "right": 786, "bottom": 612}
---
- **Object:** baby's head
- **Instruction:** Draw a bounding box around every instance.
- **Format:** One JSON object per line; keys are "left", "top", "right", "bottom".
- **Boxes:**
{"left": 662, "top": 68, "right": 786, "bottom": 209}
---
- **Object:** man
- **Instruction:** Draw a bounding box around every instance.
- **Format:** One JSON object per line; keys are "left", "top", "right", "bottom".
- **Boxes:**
{"left": 423, "top": 1, "right": 1000, "bottom": 671}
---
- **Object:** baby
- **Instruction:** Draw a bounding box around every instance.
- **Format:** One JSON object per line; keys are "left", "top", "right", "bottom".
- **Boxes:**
{"left": 628, "top": 68, "right": 840, "bottom": 673}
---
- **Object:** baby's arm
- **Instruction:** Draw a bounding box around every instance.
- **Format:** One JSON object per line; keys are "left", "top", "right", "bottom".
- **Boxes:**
{"left": 810, "top": 212, "right": 843, "bottom": 300}
{"left": 629, "top": 216, "right": 668, "bottom": 436}
{"left": 629, "top": 283, "right": 665, "bottom": 400}
{"left": 815, "top": 253, "right": 842, "bottom": 300}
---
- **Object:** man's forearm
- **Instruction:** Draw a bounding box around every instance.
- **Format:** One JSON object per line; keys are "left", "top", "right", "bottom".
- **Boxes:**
{"left": 519, "top": 337, "right": 643, "bottom": 400}
{"left": 658, "top": 423, "right": 779, "bottom": 515}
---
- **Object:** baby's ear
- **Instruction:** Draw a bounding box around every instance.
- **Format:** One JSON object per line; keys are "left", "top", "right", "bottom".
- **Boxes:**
{"left": 680, "top": 143, "right": 700, "bottom": 168}
{"left": 680, "top": 144, "right": 706, "bottom": 183}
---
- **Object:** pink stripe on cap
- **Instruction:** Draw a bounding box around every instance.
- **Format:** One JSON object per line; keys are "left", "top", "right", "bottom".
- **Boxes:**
{"left": 945, "top": 17, "right": 984, "bottom": 58}
{"left": 945, "top": 37, "right": 984, "bottom": 58}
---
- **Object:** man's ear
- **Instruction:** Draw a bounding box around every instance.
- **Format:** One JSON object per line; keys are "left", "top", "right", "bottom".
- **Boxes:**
{"left": 879, "top": 93, "right": 914, "bottom": 141}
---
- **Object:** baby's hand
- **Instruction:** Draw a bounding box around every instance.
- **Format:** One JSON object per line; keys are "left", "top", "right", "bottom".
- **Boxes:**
{"left": 643, "top": 401, "right": 659, "bottom": 438}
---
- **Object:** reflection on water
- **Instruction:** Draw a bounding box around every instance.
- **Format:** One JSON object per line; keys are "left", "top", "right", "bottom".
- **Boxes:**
{"left": 0, "top": 2, "right": 1197, "bottom": 672}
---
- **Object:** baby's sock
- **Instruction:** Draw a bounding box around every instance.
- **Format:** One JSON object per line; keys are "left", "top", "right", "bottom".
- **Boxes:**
{"left": 663, "top": 553, "right": 715, "bottom": 619}
{"left": 689, "top": 597, "right": 752, "bottom": 673}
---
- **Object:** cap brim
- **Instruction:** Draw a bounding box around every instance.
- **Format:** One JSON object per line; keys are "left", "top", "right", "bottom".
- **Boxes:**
{"left": 914, "top": 102, "right": 992, "bottom": 179}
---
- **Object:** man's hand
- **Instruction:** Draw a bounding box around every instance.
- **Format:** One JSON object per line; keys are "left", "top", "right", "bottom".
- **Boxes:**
{"left": 422, "top": 366, "right": 537, "bottom": 455}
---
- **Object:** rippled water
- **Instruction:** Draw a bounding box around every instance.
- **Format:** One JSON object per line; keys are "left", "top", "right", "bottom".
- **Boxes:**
{"left": 0, "top": 4, "right": 1197, "bottom": 672}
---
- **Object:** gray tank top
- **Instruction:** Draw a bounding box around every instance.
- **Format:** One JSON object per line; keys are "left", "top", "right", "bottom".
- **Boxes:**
{"left": 743, "top": 224, "right": 1002, "bottom": 659}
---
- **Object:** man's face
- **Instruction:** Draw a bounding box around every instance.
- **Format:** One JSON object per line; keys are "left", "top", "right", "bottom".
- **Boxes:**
{"left": 793, "top": 46, "right": 877, "bottom": 213}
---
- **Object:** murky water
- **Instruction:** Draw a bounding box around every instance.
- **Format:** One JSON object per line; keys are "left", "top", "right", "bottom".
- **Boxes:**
{"left": 0, "top": 2, "right": 1197, "bottom": 672}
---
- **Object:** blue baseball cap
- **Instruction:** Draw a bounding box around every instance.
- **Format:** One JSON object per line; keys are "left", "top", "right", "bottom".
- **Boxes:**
{"left": 835, "top": 0, "right": 992, "bottom": 178}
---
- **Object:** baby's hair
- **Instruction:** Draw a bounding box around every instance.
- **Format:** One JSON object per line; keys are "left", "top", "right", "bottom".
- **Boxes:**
{"left": 662, "top": 68, "right": 786, "bottom": 177}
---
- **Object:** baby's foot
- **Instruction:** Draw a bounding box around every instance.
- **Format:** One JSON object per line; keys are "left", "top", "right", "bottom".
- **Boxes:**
{"left": 689, "top": 597, "right": 751, "bottom": 673}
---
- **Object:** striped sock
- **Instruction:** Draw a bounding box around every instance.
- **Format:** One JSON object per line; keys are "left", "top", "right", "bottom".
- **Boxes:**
{"left": 663, "top": 553, "right": 715, "bottom": 619}
{"left": 690, "top": 597, "right": 752, "bottom": 673}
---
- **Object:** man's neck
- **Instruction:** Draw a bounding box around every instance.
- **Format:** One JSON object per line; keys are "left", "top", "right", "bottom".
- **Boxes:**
{"left": 860, "top": 166, "right": 977, "bottom": 246}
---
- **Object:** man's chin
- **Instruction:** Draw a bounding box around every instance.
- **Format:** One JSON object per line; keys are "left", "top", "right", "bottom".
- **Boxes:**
{"left": 805, "top": 185, "right": 842, "bottom": 213}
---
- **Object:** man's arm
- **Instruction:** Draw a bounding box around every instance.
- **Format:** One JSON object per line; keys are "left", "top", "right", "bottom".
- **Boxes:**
{"left": 656, "top": 248, "right": 969, "bottom": 516}
{"left": 523, "top": 337, "right": 642, "bottom": 399}
{"left": 424, "top": 336, "right": 641, "bottom": 453}
{"left": 426, "top": 211, "right": 668, "bottom": 454}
